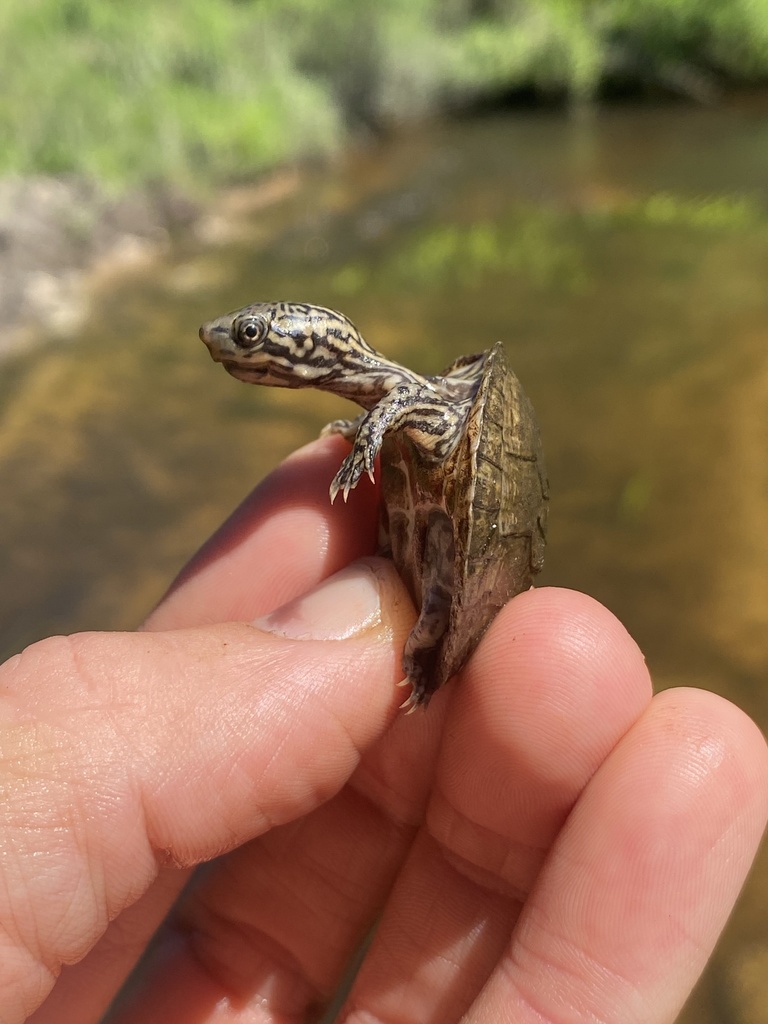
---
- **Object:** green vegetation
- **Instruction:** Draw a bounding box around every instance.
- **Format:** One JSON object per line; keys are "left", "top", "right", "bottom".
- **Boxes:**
{"left": 618, "top": 192, "right": 765, "bottom": 230}
{"left": 328, "top": 193, "right": 768, "bottom": 297}
{"left": 2, "top": 0, "right": 768, "bottom": 186}
{"left": 333, "top": 212, "right": 589, "bottom": 295}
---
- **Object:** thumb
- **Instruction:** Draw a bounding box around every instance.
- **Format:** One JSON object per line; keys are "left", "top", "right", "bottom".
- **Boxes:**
{"left": 0, "top": 557, "right": 414, "bottom": 1020}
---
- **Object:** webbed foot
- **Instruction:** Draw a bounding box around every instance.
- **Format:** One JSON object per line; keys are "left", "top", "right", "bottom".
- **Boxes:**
{"left": 328, "top": 409, "right": 384, "bottom": 502}
{"left": 329, "top": 442, "right": 377, "bottom": 503}
{"left": 396, "top": 675, "right": 428, "bottom": 713}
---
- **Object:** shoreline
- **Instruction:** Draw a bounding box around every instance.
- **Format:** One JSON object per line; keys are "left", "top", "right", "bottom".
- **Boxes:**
{"left": 2, "top": 87, "right": 766, "bottom": 362}
{"left": 0, "top": 177, "right": 201, "bottom": 359}
{"left": 0, "top": 166, "right": 312, "bottom": 361}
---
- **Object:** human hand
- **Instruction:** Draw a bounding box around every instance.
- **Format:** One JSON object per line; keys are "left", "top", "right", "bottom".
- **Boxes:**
{"left": 4, "top": 439, "right": 767, "bottom": 1024}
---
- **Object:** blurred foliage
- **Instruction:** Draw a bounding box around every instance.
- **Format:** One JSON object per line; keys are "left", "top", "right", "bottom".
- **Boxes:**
{"left": 1, "top": 0, "right": 768, "bottom": 186}
{"left": 618, "top": 192, "right": 765, "bottom": 230}
{"left": 333, "top": 212, "right": 589, "bottom": 294}
{"left": 330, "top": 192, "right": 768, "bottom": 297}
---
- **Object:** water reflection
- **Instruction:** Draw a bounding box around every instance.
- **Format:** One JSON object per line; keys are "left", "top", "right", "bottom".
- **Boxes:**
{"left": 1, "top": 98, "right": 767, "bottom": 1022}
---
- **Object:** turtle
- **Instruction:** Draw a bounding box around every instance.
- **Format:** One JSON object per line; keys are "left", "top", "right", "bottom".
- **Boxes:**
{"left": 199, "top": 301, "right": 548, "bottom": 709}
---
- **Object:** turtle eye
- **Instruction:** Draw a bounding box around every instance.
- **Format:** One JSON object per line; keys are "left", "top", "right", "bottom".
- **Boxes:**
{"left": 234, "top": 316, "right": 268, "bottom": 349}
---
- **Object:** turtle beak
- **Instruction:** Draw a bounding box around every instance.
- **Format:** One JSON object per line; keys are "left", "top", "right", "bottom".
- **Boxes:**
{"left": 199, "top": 321, "right": 233, "bottom": 362}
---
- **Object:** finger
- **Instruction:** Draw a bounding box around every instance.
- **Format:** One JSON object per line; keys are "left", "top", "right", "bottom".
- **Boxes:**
{"left": 467, "top": 687, "right": 768, "bottom": 1024}
{"left": 59, "top": 646, "right": 445, "bottom": 1024}
{"left": 339, "top": 587, "right": 654, "bottom": 1021}
{"left": 111, "top": 694, "right": 452, "bottom": 1024}
{"left": 28, "top": 869, "right": 189, "bottom": 1024}
{"left": 3, "top": 558, "right": 414, "bottom": 1023}
{"left": 33, "top": 438, "right": 381, "bottom": 1022}
{"left": 146, "top": 435, "right": 379, "bottom": 630}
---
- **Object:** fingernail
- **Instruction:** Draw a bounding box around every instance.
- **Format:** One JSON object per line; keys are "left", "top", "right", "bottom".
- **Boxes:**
{"left": 253, "top": 561, "right": 383, "bottom": 641}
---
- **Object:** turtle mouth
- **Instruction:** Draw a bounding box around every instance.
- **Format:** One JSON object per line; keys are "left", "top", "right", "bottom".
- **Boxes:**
{"left": 223, "top": 360, "right": 268, "bottom": 382}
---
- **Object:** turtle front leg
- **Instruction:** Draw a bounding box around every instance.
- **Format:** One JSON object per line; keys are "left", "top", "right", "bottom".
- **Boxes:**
{"left": 320, "top": 414, "right": 364, "bottom": 443}
{"left": 328, "top": 384, "right": 463, "bottom": 502}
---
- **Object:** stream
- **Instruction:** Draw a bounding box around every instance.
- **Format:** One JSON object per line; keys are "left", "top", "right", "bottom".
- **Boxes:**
{"left": 1, "top": 96, "right": 767, "bottom": 1022}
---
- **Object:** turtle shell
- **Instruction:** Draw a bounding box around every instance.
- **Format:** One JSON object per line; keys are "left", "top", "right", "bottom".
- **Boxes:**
{"left": 380, "top": 341, "right": 548, "bottom": 701}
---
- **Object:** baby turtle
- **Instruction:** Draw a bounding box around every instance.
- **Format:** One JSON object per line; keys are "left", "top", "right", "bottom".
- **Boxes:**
{"left": 200, "top": 301, "right": 548, "bottom": 709}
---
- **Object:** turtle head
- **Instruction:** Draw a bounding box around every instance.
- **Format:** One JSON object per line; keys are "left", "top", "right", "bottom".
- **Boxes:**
{"left": 199, "top": 300, "right": 368, "bottom": 388}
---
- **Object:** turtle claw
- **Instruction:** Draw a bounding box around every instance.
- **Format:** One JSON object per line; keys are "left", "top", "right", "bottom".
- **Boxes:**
{"left": 328, "top": 476, "right": 352, "bottom": 504}
{"left": 399, "top": 692, "right": 421, "bottom": 715}
{"left": 328, "top": 445, "right": 376, "bottom": 504}
{"left": 397, "top": 681, "right": 425, "bottom": 713}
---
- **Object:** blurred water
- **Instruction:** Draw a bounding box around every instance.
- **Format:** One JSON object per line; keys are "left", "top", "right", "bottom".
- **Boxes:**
{"left": 1, "top": 97, "right": 767, "bottom": 1021}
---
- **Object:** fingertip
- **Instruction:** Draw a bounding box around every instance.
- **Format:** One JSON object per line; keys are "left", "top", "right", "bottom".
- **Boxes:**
{"left": 145, "top": 438, "right": 380, "bottom": 630}
{"left": 429, "top": 587, "right": 656, "bottom": 886}
{"left": 490, "top": 585, "right": 650, "bottom": 687}
{"left": 458, "top": 586, "right": 653, "bottom": 748}
{"left": 252, "top": 556, "right": 415, "bottom": 648}
{"left": 478, "top": 679, "right": 768, "bottom": 1024}
{"left": 645, "top": 686, "right": 768, "bottom": 827}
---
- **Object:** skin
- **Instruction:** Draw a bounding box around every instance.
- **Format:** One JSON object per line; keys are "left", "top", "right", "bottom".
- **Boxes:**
{"left": 1, "top": 436, "right": 766, "bottom": 1024}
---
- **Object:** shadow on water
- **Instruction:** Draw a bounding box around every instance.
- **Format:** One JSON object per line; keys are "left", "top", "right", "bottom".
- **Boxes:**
{"left": 1, "top": 97, "right": 767, "bottom": 1022}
